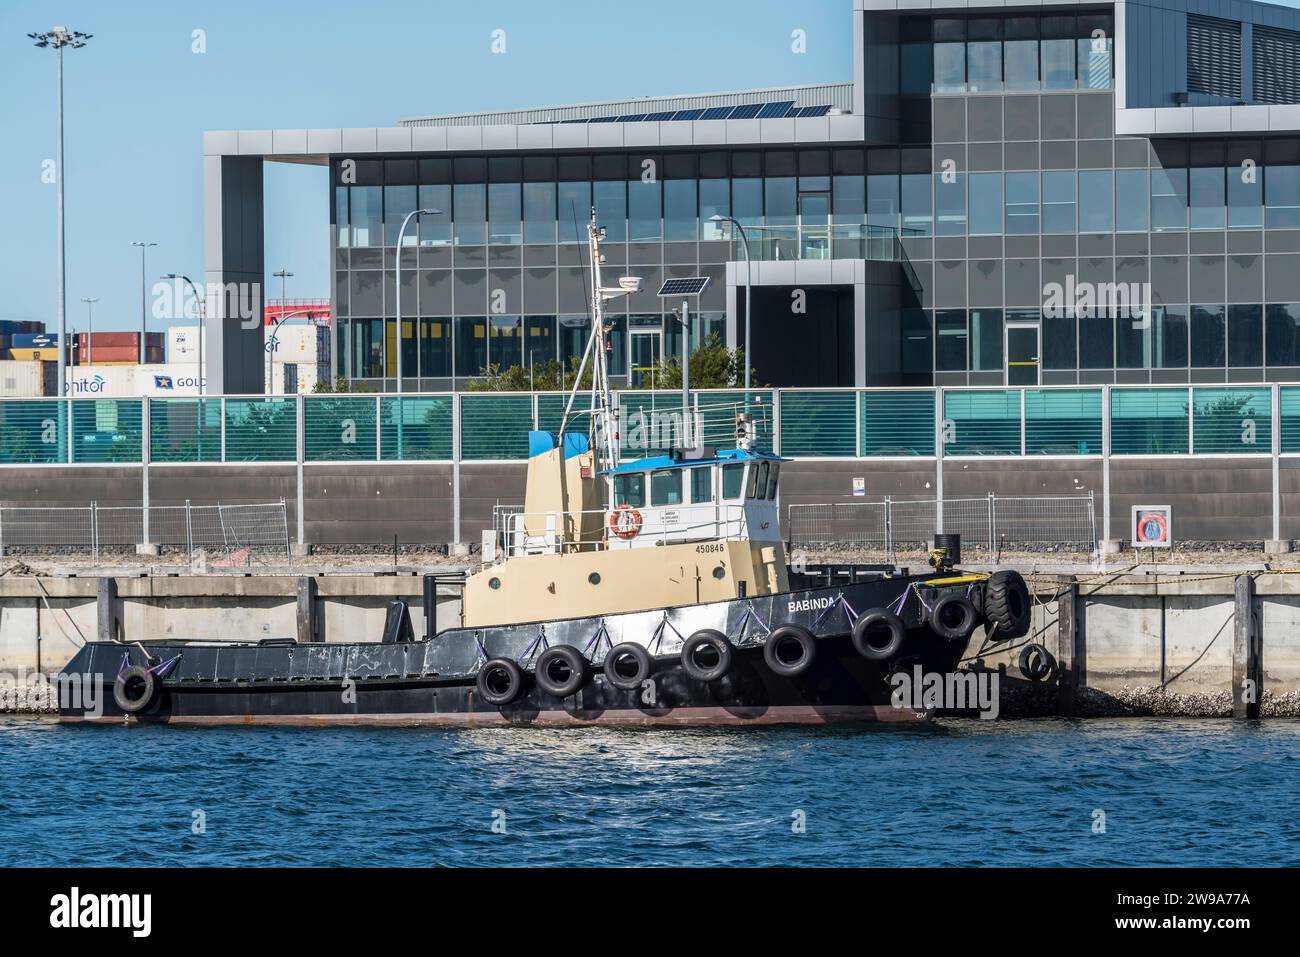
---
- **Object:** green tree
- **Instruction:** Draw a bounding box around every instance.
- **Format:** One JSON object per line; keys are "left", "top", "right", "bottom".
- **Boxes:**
{"left": 466, "top": 356, "right": 594, "bottom": 392}
{"left": 651, "top": 333, "right": 760, "bottom": 389}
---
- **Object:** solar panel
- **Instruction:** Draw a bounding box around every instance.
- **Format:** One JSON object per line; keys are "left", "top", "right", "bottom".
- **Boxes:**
{"left": 657, "top": 277, "right": 711, "bottom": 297}
{"left": 671, "top": 108, "right": 705, "bottom": 121}
{"left": 699, "top": 106, "right": 734, "bottom": 120}
{"left": 796, "top": 104, "right": 832, "bottom": 117}
{"left": 757, "top": 100, "right": 795, "bottom": 119}
{"left": 728, "top": 103, "right": 763, "bottom": 119}
{"left": 644, "top": 111, "right": 677, "bottom": 121}
{"left": 616, "top": 114, "right": 647, "bottom": 122}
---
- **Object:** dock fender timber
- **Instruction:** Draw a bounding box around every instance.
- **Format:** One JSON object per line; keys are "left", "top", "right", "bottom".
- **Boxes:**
{"left": 763, "top": 625, "right": 817, "bottom": 678}
{"left": 477, "top": 658, "right": 526, "bottom": 706}
{"left": 681, "top": 630, "right": 733, "bottom": 683}
{"left": 851, "top": 609, "right": 905, "bottom": 661}
{"left": 603, "top": 642, "right": 654, "bottom": 691}
{"left": 113, "top": 665, "right": 159, "bottom": 715}
{"left": 534, "top": 645, "right": 589, "bottom": 698}
{"left": 983, "top": 570, "right": 1031, "bottom": 640}
{"left": 928, "top": 594, "right": 979, "bottom": 641}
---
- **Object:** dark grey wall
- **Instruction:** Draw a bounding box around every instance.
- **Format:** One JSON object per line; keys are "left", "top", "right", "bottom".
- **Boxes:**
{"left": 1, "top": 458, "right": 1294, "bottom": 544}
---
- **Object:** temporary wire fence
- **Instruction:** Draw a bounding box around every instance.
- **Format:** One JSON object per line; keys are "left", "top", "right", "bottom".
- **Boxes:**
{"left": 0, "top": 501, "right": 290, "bottom": 563}
{"left": 787, "top": 493, "right": 1097, "bottom": 561}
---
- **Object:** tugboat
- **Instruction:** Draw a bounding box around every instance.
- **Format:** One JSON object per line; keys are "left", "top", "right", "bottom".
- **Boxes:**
{"left": 57, "top": 211, "right": 1032, "bottom": 726}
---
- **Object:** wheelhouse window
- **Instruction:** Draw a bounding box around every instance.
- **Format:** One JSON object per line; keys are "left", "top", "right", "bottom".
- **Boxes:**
{"left": 722, "top": 463, "right": 745, "bottom": 501}
{"left": 690, "top": 467, "right": 713, "bottom": 504}
{"left": 651, "top": 469, "right": 683, "bottom": 506}
{"left": 613, "top": 473, "right": 645, "bottom": 508}
{"left": 765, "top": 463, "right": 780, "bottom": 500}
{"left": 746, "top": 464, "right": 760, "bottom": 499}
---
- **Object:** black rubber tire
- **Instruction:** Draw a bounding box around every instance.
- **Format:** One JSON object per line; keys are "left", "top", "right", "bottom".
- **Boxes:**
{"left": 984, "top": 570, "right": 1032, "bottom": 640}
{"left": 477, "top": 658, "right": 525, "bottom": 706}
{"left": 113, "top": 665, "right": 158, "bottom": 715}
{"left": 534, "top": 645, "right": 589, "bottom": 698}
{"left": 763, "top": 625, "right": 817, "bottom": 678}
{"left": 604, "top": 642, "right": 653, "bottom": 691}
{"left": 929, "top": 594, "right": 979, "bottom": 641}
{"left": 1018, "top": 643, "right": 1056, "bottom": 683}
{"left": 851, "top": 609, "right": 905, "bottom": 661}
{"left": 681, "top": 630, "right": 733, "bottom": 683}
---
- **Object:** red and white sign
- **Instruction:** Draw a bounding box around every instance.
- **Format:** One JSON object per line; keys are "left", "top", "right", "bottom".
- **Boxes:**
{"left": 1132, "top": 506, "right": 1172, "bottom": 548}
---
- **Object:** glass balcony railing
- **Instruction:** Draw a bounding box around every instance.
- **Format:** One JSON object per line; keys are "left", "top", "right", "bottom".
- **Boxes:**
{"left": 738, "top": 223, "right": 918, "bottom": 263}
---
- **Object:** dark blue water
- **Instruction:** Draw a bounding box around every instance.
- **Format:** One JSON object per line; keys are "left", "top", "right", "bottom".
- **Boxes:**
{"left": 2, "top": 718, "right": 1297, "bottom": 867}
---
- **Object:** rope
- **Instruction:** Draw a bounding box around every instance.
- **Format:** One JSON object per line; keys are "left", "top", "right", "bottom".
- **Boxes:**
{"left": 30, "top": 575, "right": 87, "bottom": 648}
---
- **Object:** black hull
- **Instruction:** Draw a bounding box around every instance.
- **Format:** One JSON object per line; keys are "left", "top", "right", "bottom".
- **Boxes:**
{"left": 57, "top": 575, "right": 986, "bottom": 727}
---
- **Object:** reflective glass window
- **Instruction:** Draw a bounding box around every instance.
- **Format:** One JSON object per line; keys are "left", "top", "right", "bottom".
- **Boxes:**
{"left": 453, "top": 184, "right": 486, "bottom": 245}
{"left": 651, "top": 469, "right": 683, "bottom": 506}
{"left": 1189, "top": 167, "right": 1226, "bottom": 230}
{"left": 936, "top": 309, "right": 968, "bottom": 371}
{"left": 1191, "top": 305, "right": 1226, "bottom": 367}
{"left": 1229, "top": 304, "right": 1263, "bottom": 367}
{"left": 969, "top": 173, "right": 1002, "bottom": 234}
{"left": 523, "top": 182, "right": 556, "bottom": 244}
{"left": 1005, "top": 172, "right": 1039, "bottom": 235}
{"left": 1267, "top": 304, "right": 1300, "bottom": 365}
{"left": 1116, "top": 170, "right": 1149, "bottom": 232}
{"left": 935, "top": 172, "right": 966, "bottom": 235}
{"left": 1079, "top": 170, "right": 1113, "bottom": 233}
{"left": 1042, "top": 171, "right": 1076, "bottom": 234}
{"left": 722, "top": 463, "right": 745, "bottom": 500}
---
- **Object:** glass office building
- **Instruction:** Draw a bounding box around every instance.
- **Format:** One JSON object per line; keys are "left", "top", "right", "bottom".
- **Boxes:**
{"left": 207, "top": 0, "right": 1300, "bottom": 394}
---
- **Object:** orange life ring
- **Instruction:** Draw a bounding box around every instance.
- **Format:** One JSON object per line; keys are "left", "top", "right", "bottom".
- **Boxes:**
{"left": 609, "top": 504, "right": 642, "bottom": 540}
{"left": 1135, "top": 511, "right": 1168, "bottom": 545}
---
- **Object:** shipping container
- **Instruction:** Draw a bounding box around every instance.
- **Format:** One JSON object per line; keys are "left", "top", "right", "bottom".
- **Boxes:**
{"left": 271, "top": 361, "right": 328, "bottom": 394}
{"left": 8, "top": 347, "right": 62, "bottom": 362}
{"left": 62, "top": 363, "right": 207, "bottom": 397}
{"left": 11, "top": 333, "right": 61, "bottom": 349}
{"left": 0, "top": 360, "right": 56, "bottom": 397}
{"left": 0, "top": 321, "right": 46, "bottom": 337}
{"left": 266, "top": 324, "right": 330, "bottom": 365}
{"left": 167, "top": 325, "right": 206, "bottom": 362}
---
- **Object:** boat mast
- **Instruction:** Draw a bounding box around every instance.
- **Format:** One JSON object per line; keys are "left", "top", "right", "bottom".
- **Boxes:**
{"left": 559, "top": 207, "right": 623, "bottom": 473}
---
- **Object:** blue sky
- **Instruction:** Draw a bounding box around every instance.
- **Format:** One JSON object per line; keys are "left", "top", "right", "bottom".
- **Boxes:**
{"left": 0, "top": 0, "right": 849, "bottom": 332}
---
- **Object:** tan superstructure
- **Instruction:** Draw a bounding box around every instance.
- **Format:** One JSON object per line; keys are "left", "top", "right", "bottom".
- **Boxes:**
{"left": 460, "top": 438, "right": 789, "bottom": 628}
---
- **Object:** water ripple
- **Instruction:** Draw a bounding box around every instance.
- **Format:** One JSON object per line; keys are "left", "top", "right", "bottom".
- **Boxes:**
{"left": 2, "top": 716, "right": 1299, "bottom": 866}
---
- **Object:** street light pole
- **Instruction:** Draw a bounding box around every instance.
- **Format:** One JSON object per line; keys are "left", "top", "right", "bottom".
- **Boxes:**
{"left": 710, "top": 215, "right": 753, "bottom": 396}
{"left": 30, "top": 26, "right": 91, "bottom": 396}
{"left": 130, "top": 241, "right": 157, "bottom": 363}
{"left": 271, "top": 269, "right": 293, "bottom": 392}
{"left": 394, "top": 208, "right": 440, "bottom": 394}
{"left": 162, "top": 275, "right": 205, "bottom": 394}
{"left": 80, "top": 296, "right": 98, "bottom": 364}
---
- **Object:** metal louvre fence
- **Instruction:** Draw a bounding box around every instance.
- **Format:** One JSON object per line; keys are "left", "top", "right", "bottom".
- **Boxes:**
{"left": 787, "top": 493, "right": 1096, "bottom": 560}
{"left": 2, "top": 385, "right": 1300, "bottom": 465}
{"left": 0, "top": 501, "right": 289, "bottom": 562}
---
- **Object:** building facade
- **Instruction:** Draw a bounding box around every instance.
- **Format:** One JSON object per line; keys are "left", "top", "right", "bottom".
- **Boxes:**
{"left": 204, "top": 0, "right": 1300, "bottom": 395}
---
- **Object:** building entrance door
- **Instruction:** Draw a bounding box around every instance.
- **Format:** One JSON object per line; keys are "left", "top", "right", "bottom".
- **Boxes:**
{"left": 1006, "top": 323, "right": 1040, "bottom": 385}
{"left": 629, "top": 330, "right": 662, "bottom": 388}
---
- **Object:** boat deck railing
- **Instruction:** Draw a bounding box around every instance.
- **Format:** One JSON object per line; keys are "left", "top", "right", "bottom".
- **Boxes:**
{"left": 501, "top": 504, "right": 751, "bottom": 557}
